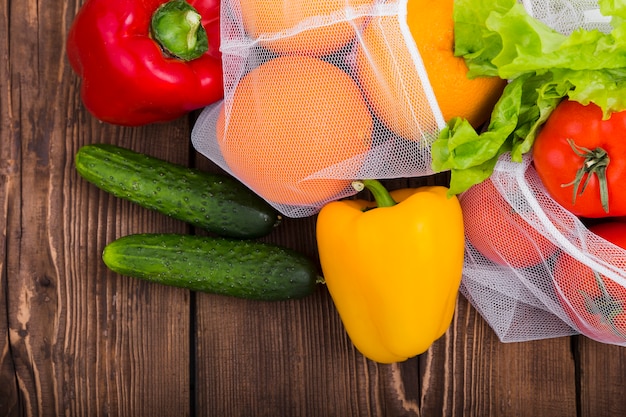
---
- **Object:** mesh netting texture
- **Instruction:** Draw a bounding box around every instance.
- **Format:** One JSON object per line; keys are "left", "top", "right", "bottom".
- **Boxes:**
{"left": 460, "top": 155, "right": 626, "bottom": 344}
{"left": 522, "top": 0, "right": 612, "bottom": 34}
{"left": 191, "top": 0, "right": 445, "bottom": 217}
{"left": 457, "top": 0, "right": 626, "bottom": 344}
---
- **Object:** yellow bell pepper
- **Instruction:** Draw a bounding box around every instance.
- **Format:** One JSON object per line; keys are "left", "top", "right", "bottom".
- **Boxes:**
{"left": 316, "top": 179, "right": 465, "bottom": 363}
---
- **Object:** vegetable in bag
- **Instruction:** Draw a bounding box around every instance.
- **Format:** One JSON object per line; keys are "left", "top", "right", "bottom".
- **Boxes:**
{"left": 236, "top": 0, "right": 374, "bottom": 56}
{"left": 452, "top": 0, "right": 626, "bottom": 345}
{"left": 191, "top": 0, "right": 505, "bottom": 217}
{"left": 553, "top": 221, "right": 626, "bottom": 342}
{"left": 215, "top": 55, "right": 374, "bottom": 207}
{"left": 461, "top": 179, "right": 558, "bottom": 269}
{"left": 432, "top": 0, "right": 626, "bottom": 195}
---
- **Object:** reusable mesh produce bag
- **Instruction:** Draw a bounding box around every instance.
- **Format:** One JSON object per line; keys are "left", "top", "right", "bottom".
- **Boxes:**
{"left": 460, "top": 154, "right": 626, "bottom": 344}
{"left": 457, "top": 0, "right": 626, "bottom": 344}
{"left": 191, "top": 0, "right": 451, "bottom": 217}
{"left": 521, "top": 0, "right": 612, "bottom": 34}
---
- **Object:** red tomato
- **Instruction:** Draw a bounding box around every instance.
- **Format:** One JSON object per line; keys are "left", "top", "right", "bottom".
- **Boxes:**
{"left": 533, "top": 100, "right": 626, "bottom": 218}
{"left": 553, "top": 221, "right": 626, "bottom": 342}
{"left": 460, "top": 180, "right": 559, "bottom": 268}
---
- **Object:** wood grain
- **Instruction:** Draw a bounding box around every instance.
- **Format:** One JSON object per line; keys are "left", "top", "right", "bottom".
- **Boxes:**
{"left": 577, "top": 337, "right": 626, "bottom": 417}
{"left": 1, "top": 0, "right": 19, "bottom": 414}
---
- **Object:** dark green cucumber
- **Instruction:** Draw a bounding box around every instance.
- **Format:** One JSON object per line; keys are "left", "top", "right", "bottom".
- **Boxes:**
{"left": 102, "top": 233, "right": 319, "bottom": 301}
{"left": 75, "top": 144, "right": 279, "bottom": 239}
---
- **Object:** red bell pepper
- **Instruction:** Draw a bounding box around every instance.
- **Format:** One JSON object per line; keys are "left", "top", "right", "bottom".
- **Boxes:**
{"left": 66, "top": 0, "right": 223, "bottom": 126}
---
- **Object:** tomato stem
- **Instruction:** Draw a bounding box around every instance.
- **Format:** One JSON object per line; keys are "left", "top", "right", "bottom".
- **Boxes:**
{"left": 579, "top": 272, "right": 626, "bottom": 339}
{"left": 561, "top": 139, "right": 610, "bottom": 213}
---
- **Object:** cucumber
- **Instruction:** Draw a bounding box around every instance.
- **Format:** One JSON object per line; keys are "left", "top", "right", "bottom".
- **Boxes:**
{"left": 102, "top": 233, "right": 319, "bottom": 301}
{"left": 75, "top": 144, "right": 279, "bottom": 239}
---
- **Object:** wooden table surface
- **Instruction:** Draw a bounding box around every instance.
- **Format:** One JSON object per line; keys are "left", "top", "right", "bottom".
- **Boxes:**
{"left": 2, "top": 1, "right": 626, "bottom": 416}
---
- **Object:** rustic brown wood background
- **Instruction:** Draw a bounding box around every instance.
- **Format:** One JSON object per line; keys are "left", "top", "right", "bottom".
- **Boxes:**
{"left": 2, "top": 0, "right": 626, "bottom": 416}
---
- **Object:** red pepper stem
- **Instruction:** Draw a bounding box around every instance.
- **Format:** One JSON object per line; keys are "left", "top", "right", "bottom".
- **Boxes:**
{"left": 151, "top": 0, "right": 209, "bottom": 61}
{"left": 352, "top": 179, "right": 397, "bottom": 208}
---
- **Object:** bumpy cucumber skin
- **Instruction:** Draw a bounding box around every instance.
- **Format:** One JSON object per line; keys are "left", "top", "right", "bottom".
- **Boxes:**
{"left": 75, "top": 144, "right": 279, "bottom": 239}
{"left": 102, "top": 233, "right": 318, "bottom": 301}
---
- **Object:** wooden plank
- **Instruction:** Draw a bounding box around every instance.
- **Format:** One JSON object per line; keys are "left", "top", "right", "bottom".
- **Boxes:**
{"left": 577, "top": 337, "right": 626, "bottom": 417}
{"left": 419, "top": 296, "right": 578, "bottom": 417}
{"left": 2, "top": 3, "right": 56, "bottom": 414}
{"left": 8, "top": 119, "right": 195, "bottom": 416}
{"left": 0, "top": 181, "right": 20, "bottom": 417}
{"left": 0, "top": 7, "right": 21, "bottom": 410}
{"left": 194, "top": 287, "right": 424, "bottom": 416}
{"left": 59, "top": 125, "right": 194, "bottom": 417}
{"left": 0, "top": 118, "right": 21, "bottom": 417}
{"left": 3, "top": 0, "right": 193, "bottom": 415}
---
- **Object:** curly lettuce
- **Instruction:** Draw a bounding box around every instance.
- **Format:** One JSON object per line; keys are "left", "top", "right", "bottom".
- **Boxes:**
{"left": 432, "top": 0, "right": 626, "bottom": 195}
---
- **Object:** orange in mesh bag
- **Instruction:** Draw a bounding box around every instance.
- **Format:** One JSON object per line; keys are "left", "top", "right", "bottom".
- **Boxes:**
{"left": 237, "top": 0, "right": 374, "bottom": 56}
{"left": 460, "top": 155, "right": 626, "bottom": 345}
{"left": 216, "top": 55, "right": 373, "bottom": 207}
{"left": 191, "top": 0, "right": 505, "bottom": 217}
{"left": 354, "top": 0, "right": 505, "bottom": 140}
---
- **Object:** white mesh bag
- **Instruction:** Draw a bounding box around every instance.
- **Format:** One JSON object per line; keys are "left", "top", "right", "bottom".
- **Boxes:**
{"left": 457, "top": 0, "right": 626, "bottom": 344}
{"left": 190, "top": 0, "right": 611, "bottom": 218}
{"left": 191, "top": 0, "right": 481, "bottom": 217}
{"left": 460, "top": 154, "right": 626, "bottom": 344}
{"left": 521, "top": 0, "right": 612, "bottom": 34}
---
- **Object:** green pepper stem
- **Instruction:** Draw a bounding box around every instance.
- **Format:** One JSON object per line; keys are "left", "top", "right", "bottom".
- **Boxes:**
{"left": 352, "top": 179, "right": 397, "bottom": 208}
{"left": 151, "top": 0, "right": 209, "bottom": 61}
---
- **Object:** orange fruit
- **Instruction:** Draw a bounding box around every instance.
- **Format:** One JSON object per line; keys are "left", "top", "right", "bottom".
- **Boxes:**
{"left": 238, "top": 0, "right": 375, "bottom": 56}
{"left": 354, "top": 0, "right": 506, "bottom": 141}
{"left": 216, "top": 55, "right": 373, "bottom": 207}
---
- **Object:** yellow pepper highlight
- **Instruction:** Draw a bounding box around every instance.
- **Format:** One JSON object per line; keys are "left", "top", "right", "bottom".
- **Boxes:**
{"left": 316, "top": 180, "right": 465, "bottom": 363}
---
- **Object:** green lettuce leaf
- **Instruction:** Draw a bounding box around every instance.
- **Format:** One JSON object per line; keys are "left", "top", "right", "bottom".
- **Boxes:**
{"left": 433, "top": 0, "right": 626, "bottom": 195}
